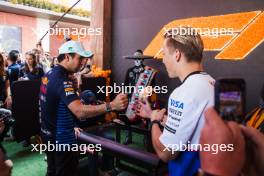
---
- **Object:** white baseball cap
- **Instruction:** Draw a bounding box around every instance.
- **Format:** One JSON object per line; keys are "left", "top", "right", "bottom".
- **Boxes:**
{"left": 58, "top": 41, "right": 93, "bottom": 58}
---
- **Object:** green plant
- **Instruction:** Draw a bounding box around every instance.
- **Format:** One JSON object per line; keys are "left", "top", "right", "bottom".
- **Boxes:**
{"left": 7, "top": 0, "right": 90, "bottom": 18}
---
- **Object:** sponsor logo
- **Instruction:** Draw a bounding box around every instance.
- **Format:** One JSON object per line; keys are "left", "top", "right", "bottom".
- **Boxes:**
{"left": 169, "top": 108, "right": 183, "bottom": 117}
{"left": 167, "top": 120, "right": 180, "bottom": 128}
{"left": 64, "top": 87, "right": 74, "bottom": 92}
{"left": 40, "top": 85, "right": 47, "bottom": 94}
{"left": 170, "top": 99, "right": 184, "bottom": 109}
{"left": 168, "top": 114, "right": 181, "bottom": 122}
{"left": 42, "top": 77, "right": 49, "bottom": 85}
{"left": 66, "top": 91, "right": 75, "bottom": 96}
{"left": 64, "top": 81, "right": 73, "bottom": 85}
{"left": 64, "top": 84, "right": 73, "bottom": 88}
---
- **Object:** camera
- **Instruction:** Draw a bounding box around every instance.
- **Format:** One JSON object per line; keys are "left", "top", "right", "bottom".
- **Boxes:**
{"left": 0, "top": 108, "right": 14, "bottom": 127}
{"left": 2, "top": 115, "right": 15, "bottom": 127}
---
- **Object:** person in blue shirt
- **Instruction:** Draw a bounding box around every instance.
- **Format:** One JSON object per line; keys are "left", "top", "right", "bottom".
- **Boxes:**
{"left": 40, "top": 41, "right": 128, "bottom": 176}
{"left": 19, "top": 51, "right": 44, "bottom": 81}
{"left": 6, "top": 50, "right": 20, "bottom": 86}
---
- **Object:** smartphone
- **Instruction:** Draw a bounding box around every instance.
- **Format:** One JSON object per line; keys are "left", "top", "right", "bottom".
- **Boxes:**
{"left": 215, "top": 78, "right": 246, "bottom": 122}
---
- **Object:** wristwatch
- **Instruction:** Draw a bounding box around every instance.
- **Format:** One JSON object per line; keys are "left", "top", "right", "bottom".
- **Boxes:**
{"left": 105, "top": 102, "right": 112, "bottom": 113}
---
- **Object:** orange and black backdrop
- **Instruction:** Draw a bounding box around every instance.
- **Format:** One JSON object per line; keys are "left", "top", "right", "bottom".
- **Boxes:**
{"left": 111, "top": 0, "right": 264, "bottom": 111}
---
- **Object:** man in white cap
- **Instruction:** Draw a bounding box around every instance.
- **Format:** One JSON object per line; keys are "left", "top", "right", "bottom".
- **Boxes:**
{"left": 40, "top": 41, "right": 128, "bottom": 176}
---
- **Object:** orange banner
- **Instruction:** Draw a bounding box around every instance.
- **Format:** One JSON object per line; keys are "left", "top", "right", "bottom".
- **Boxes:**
{"left": 144, "top": 11, "right": 264, "bottom": 60}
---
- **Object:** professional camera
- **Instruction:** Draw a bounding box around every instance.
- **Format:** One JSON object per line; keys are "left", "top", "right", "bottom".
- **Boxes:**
{"left": 0, "top": 102, "right": 15, "bottom": 127}
{"left": 1, "top": 112, "right": 15, "bottom": 127}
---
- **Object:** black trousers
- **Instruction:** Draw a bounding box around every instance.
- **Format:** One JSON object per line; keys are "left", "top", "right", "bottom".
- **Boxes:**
{"left": 46, "top": 151, "right": 78, "bottom": 176}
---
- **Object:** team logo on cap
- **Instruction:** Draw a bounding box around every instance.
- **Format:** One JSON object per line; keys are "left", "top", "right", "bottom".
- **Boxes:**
{"left": 68, "top": 47, "right": 73, "bottom": 51}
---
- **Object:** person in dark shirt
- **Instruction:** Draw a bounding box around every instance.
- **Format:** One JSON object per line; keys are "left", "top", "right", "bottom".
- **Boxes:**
{"left": 16, "top": 53, "right": 25, "bottom": 68}
{"left": 0, "top": 53, "right": 13, "bottom": 174}
{"left": 50, "top": 57, "right": 58, "bottom": 69}
{"left": 0, "top": 53, "right": 11, "bottom": 107}
{"left": 19, "top": 51, "right": 44, "bottom": 147}
{"left": 19, "top": 52, "right": 44, "bottom": 81}
{"left": 6, "top": 50, "right": 20, "bottom": 86}
{"left": 40, "top": 41, "right": 128, "bottom": 176}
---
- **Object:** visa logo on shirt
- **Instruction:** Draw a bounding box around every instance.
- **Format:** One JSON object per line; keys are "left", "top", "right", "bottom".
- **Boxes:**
{"left": 170, "top": 99, "right": 184, "bottom": 109}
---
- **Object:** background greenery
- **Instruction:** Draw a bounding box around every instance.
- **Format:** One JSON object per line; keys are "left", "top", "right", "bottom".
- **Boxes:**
{"left": 7, "top": 0, "right": 90, "bottom": 18}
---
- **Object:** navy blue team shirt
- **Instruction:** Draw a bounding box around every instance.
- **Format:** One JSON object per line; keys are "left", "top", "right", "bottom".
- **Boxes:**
{"left": 40, "top": 65, "right": 79, "bottom": 144}
{"left": 7, "top": 63, "right": 20, "bottom": 85}
{"left": 19, "top": 67, "right": 44, "bottom": 81}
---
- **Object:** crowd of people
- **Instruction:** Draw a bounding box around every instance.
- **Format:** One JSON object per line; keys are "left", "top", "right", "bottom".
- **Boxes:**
{"left": 0, "top": 32, "right": 263, "bottom": 176}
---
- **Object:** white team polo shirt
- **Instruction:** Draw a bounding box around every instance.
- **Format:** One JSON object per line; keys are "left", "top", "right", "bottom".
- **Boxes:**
{"left": 160, "top": 72, "right": 215, "bottom": 151}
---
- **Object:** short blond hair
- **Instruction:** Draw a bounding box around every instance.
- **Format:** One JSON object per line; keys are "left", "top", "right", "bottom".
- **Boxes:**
{"left": 164, "top": 26, "right": 204, "bottom": 62}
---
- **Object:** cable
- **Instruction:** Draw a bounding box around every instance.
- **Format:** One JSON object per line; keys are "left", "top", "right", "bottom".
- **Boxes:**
{"left": 39, "top": 0, "right": 81, "bottom": 41}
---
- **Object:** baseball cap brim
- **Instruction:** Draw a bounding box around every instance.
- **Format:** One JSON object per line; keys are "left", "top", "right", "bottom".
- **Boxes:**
{"left": 78, "top": 51, "right": 94, "bottom": 58}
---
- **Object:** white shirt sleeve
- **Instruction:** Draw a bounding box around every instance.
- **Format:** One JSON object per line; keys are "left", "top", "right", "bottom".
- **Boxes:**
{"left": 159, "top": 95, "right": 208, "bottom": 151}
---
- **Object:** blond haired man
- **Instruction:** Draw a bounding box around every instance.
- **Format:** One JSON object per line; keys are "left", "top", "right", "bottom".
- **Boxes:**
{"left": 137, "top": 27, "right": 214, "bottom": 176}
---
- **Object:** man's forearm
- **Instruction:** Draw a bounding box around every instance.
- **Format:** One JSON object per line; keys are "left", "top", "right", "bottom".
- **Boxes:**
{"left": 78, "top": 103, "right": 108, "bottom": 119}
{"left": 151, "top": 124, "right": 164, "bottom": 157}
{"left": 151, "top": 123, "right": 174, "bottom": 162}
{"left": 69, "top": 94, "right": 126, "bottom": 119}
